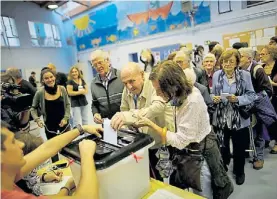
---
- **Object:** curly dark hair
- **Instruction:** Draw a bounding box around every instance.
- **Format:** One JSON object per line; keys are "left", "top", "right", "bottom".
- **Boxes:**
{"left": 149, "top": 60, "right": 192, "bottom": 105}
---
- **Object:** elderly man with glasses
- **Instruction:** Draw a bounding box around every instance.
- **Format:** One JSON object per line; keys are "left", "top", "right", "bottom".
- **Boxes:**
{"left": 89, "top": 50, "right": 124, "bottom": 123}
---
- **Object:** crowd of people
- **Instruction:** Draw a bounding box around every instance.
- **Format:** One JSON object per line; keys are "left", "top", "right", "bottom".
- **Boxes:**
{"left": 1, "top": 36, "right": 277, "bottom": 199}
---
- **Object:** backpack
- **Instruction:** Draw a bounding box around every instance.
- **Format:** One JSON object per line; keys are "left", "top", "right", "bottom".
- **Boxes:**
{"left": 253, "top": 64, "right": 264, "bottom": 79}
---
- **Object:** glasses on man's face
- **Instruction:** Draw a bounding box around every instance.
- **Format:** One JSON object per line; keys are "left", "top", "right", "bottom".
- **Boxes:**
{"left": 92, "top": 60, "right": 105, "bottom": 67}
{"left": 260, "top": 53, "right": 269, "bottom": 56}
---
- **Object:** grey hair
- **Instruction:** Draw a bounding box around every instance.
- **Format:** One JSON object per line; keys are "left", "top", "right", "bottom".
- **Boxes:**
{"left": 238, "top": 47, "right": 254, "bottom": 59}
{"left": 6, "top": 67, "right": 22, "bottom": 79}
{"left": 174, "top": 50, "right": 191, "bottom": 62}
{"left": 90, "top": 50, "right": 109, "bottom": 61}
{"left": 203, "top": 53, "right": 216, "bottom": 61}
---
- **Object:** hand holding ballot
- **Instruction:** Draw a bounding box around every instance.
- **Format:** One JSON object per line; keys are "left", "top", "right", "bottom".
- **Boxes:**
{"left": 226, "top": 94, "right": 238, "bottom": 103}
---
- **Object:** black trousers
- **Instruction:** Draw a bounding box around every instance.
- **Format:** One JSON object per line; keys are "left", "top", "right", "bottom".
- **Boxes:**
{"left": 221, "top": 127, "right": 249, "bottom": 176}
{"left": 149, "top": 148, "right": 163, "bottom": 181}
{"left": 45, "top": 125, "right": 70, "bottom": 163}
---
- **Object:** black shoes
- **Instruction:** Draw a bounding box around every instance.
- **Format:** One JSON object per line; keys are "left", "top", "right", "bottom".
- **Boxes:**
{"left": 235, "top": 174, "right": 245, "bottom": 185}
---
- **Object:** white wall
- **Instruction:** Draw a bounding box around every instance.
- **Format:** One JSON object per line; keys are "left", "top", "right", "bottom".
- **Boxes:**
{"left": 1, "top": 1, "right": 75, "bottom": 77}
{"left": 75, "top": 0, "right": 277, "bottom": 70}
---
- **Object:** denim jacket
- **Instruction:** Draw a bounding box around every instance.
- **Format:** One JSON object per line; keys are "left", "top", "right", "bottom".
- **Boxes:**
{"left": 212, "top": 70, "right": 256, "bottom": 129}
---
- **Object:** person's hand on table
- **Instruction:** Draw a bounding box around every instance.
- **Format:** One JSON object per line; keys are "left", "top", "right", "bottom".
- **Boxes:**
{"left": 79, "top": 140, "right": 97, "bottom": 156}
{"left": 111, "top": 112, "right": 125, "bottom": 131}
{"left": 93, "top": 113, "right": 103, "bottom": 124}
{"left": 44, "top": 170, "right": 63, "bottom": 182}
{"left": 82, "top": 125, "right": 103, "bottom": 138}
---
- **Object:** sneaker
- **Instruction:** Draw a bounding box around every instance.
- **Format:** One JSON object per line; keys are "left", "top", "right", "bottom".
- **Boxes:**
{"left": 253, "top": 160, "right": 264, "bottom": 170}
{"left": 236, "top": 174, "right": 245, "bottom": 185}
{"left": 270, "top": 145, "right": 277, "bottom": 154}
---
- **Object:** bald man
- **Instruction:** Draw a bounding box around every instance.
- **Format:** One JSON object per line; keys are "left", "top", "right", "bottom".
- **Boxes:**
{"left": 111, "top": 62, "right": 173, "bottom": 180}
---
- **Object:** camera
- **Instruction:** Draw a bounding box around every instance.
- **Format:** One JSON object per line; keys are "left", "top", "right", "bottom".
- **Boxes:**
{"left": 1, "top": 82, "right": 33, "bottom": 112}
{"left": 1, "top": 82, "right": 33, "bottom": 131}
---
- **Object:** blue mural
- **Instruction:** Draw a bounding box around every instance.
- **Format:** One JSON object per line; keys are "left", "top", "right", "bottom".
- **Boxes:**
{"left": 73, "top": 1, "right": 211, "bottom": 52}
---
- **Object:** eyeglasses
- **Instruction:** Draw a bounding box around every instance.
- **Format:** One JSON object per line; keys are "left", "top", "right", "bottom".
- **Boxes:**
{"left": 260, "top": 53, "right": 269, "bottom": 56}
{"left": 222, "top": 60, "right": 236, "bottom": 65}
{"left": 92, "top": 60, "right": 105, "bottom": 67}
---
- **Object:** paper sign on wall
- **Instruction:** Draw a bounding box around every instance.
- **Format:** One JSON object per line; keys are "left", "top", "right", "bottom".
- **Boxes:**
{"left": 229, "top": 38, "right": 240, "bottom": 47}
{"left": 264, "top": 27, "right": 275, "bottom": 37}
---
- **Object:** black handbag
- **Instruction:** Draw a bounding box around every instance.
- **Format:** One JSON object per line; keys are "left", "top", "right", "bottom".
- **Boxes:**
{"left": 237, "top": 102, "right": 254, "bottom": 119}
{"left": 170, "top": 150, "right": 204, "bottom": 192}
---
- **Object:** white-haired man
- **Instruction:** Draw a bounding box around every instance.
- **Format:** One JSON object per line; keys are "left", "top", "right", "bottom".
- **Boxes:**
{"left": 174, "top": 51, "right": 208, "bottom": 88}
{"left": 90, "top": 50, "right": 124, "bottom": 123}
{"left": 202, "top": 53, "right": 217, "bottom": 93}
{"left": 239, "top": 47, "right": 273, "bottom": 170}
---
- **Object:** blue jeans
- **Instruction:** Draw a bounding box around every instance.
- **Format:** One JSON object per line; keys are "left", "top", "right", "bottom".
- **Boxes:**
{"left": 193, "top": 159, "right": 213, "bottom": 199}
{"left": 254, "top": 121, "right": 265, "bottom": 161}
{"left": 72, "top": 105, "right": 88, "bottom": 127}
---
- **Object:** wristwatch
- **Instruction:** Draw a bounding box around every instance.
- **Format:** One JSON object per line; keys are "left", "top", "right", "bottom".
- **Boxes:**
{"left": 76, "top": 124, "right": 85, "bottom": 135}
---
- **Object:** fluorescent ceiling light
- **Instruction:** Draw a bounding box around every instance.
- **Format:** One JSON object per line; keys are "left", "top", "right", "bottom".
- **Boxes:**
{"left": 48, "top": 4, "right": 58, "bottom": 9}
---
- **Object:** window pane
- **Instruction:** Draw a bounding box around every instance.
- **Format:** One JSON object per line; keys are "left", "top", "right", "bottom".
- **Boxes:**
{"left": 28, "top": 21, "right": 37, "bottom": 38}
{"left": 31, "top": 39, "right": 39, "bottom": 46}
{"left": 9, "top": 18, "right": 18, "bottom": 37}
{"left": 1, "top": 16, "right": 20, "bottom": 47}
{"left": 8, "top": 37, "right": 20, "bottom": 46}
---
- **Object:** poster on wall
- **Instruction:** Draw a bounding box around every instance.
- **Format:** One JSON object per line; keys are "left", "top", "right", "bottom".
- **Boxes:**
{"left": 73, "top": 0, "right": 211, "bottom": 52}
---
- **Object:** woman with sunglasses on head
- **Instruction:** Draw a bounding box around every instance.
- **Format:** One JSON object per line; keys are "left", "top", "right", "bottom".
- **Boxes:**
{"left": 212, "top": 49, "right": 256, "bottom": 185}
{"left": 134, "top": 60, "right": 233, "bottom": 199}
{"left": 260, "top": 45, "right": 277, "bottom": 154}
{"left": 30, "top": 68, "right": 71, "bottom": 162}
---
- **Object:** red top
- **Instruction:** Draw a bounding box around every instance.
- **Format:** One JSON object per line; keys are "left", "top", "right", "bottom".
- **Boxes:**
{"left": 1, "top": 185, "right": 48, "bottom": 199}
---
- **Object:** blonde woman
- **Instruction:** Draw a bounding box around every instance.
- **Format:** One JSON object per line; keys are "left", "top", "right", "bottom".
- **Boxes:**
{"left": 67, "top": 66, "right": 88, "bottom": 126}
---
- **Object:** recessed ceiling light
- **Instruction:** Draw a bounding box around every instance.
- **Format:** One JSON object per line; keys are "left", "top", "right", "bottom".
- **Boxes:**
{"left": 48, "top": 4, "right": 58, "bottom": 9}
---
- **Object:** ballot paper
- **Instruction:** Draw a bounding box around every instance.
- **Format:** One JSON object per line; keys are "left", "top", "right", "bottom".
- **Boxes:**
{"left": 148, "top": 189, "right": 183, "bottom": 199}
{"left": 221, "top": 93, "right": 232, "bottom": 100}
{"left": 40, "top": 176, "right": 71, "bottom": 195}
{"left": 104, "top": 119, "right": 117, "bottom": 145}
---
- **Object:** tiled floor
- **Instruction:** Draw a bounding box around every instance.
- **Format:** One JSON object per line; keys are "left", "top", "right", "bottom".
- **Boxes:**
{"left": 228, "top": 148, "right": 277, "bottom": 199}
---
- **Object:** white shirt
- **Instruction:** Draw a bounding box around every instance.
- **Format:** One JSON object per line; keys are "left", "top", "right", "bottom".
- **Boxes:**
{"left": 166, "top": 87, "right": 211, "bottom": 150}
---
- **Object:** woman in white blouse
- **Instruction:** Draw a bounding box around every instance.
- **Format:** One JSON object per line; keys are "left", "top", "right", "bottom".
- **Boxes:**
{"left": 135, "top": 60, "right": 233, "bottom": 199}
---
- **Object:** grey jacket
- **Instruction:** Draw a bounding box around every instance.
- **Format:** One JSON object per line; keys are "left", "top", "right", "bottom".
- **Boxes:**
{"left": 91, "top": 68, "right": 124, "bottom": 119}
{"left": 30, "top": 86, "right": 71, "bottom": 122}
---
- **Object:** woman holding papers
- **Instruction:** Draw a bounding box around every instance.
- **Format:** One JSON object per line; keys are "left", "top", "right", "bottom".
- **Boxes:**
{"left": 134, "top": 60, "right": 233, "bottom": 199}
{"left": 211, "top": 49, "right": 256, "bottom": 185}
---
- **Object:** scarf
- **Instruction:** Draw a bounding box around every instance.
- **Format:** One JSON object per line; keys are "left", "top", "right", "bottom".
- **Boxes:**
{"left": 44, "top": 83, "right": 58, "bottom": 95}
{"left": 214, "top": 69, "right": 243, "bottom": 146}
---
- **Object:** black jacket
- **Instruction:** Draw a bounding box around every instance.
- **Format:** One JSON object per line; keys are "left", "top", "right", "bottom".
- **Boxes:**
{"left": 193, "top": 67, "right": 209, "bottom": 88}
{"left": 90, "top": 68, "right": 124, "bottom": 119}
{"left": 250, "top": 61, "right": 273, "bottom": 97}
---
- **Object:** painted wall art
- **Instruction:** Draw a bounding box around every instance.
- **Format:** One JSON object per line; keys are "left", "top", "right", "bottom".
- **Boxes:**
{"left": 73, "top": 1, "right": 211, "bottom": 51}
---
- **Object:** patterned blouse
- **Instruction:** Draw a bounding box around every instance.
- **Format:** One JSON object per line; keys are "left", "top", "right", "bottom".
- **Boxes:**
{"left": 166, "top": 87, "right": 211, "bottom": 150}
